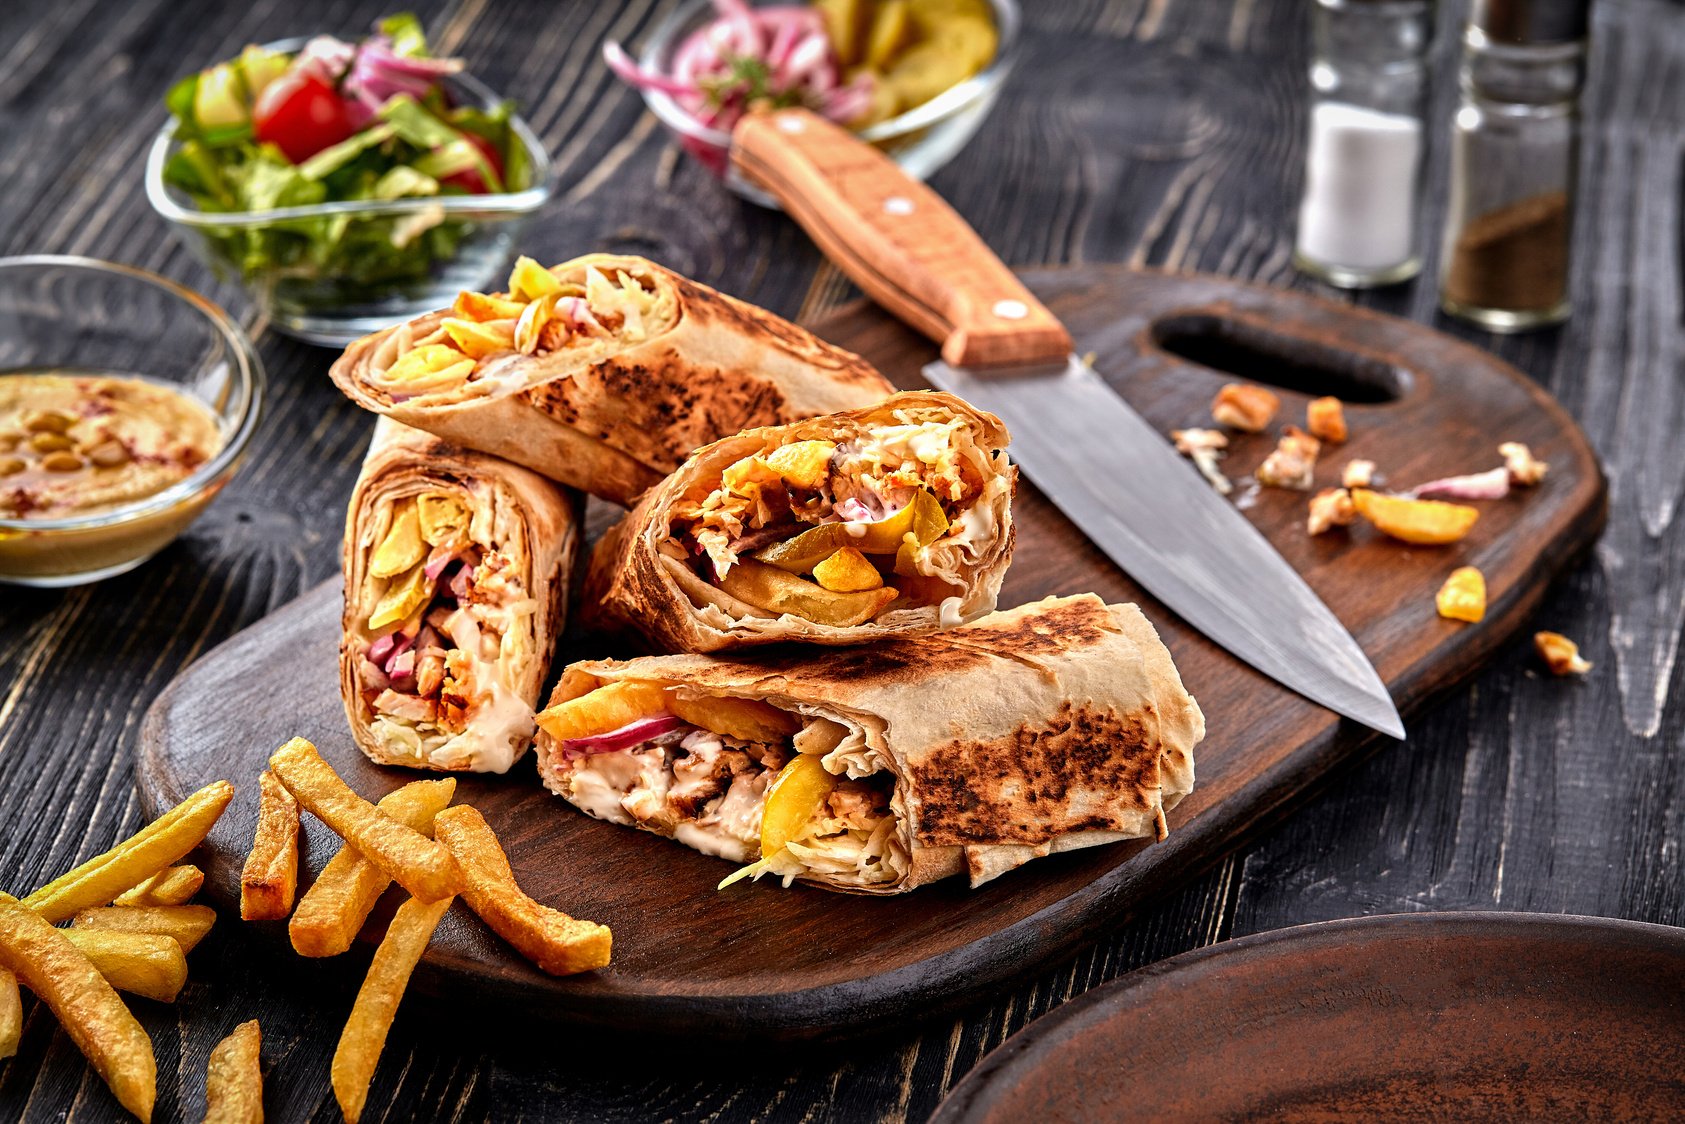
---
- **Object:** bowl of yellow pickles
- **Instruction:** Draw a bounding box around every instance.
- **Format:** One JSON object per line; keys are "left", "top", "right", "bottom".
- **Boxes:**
{"left": 605, "top": 0, "right": 1016, "bottom": 205}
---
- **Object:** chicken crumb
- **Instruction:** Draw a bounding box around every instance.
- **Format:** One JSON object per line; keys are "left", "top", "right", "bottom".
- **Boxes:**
{"left": 1500, "top": 441, "right": 1548, "bottom": 486}
{"left": 1171, "top": 428, "right": 1232, "bottom": 494}
{"left": 1535, "top": 631, "right": 1591, "bottom": 676}
{"left": 1257, "top": 426, "right": 1321, "bottom": 490}
{"left": 1212, "top": 383, "right": 1280, "bottom": 432}
{"left": 1307, "top": 487, "right": 1356, "bottom": 535}
{"left": 1342, "top": 459, "right": 1376, "bottom": 489}
{"left": 1307, "top": 396, "right": 1348, "bottom": 443}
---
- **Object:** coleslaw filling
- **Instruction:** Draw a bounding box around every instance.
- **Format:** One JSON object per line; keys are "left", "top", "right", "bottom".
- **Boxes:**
{"left": 558, "top": 714, "right": 907, "bottom": 887}
{"left": 364, "top": 257, "right": 670, "bottom": 405}
{"left": 662, "top": 407, "right": 1006, "bottom": 627}
{"left": 358, "top": 490, "right": 535, "bottom": 772}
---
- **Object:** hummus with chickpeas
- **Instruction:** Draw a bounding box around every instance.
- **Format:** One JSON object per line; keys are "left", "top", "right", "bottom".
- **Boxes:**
{"left": 0, "top": 374, "right": 222, "bottom": 519}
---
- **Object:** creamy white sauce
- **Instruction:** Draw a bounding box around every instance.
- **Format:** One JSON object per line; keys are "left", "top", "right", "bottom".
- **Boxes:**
{"left": 939, "top": 595, "right": 967, "bottom": 628}
{"left": 675, "top": 822, "right": 750, "bottom": 862}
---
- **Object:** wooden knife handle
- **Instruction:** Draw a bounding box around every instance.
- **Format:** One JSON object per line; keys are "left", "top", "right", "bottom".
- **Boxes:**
{"left": 733, "top": 108, "right": 1072, "bottom": 368}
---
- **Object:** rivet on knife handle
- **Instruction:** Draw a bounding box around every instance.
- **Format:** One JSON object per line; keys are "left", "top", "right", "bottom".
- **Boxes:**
{"left": 732, "top": 107, "right": 1072, "bottom": 368}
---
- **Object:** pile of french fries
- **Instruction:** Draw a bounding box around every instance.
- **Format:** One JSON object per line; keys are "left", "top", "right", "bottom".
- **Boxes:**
{"left": 259, "top": 737, "right": 611, "bottom": 1123}
{"left": 0, "top": 779, "right": 262, "bottom": 1120}
{"left": 0, "top": 736, "right": 609, "bottom": 1122}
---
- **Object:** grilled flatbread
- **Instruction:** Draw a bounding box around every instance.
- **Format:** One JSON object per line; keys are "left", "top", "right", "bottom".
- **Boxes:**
{"left": 583, "top": 390, "right": 1016, "bottom": 652}
{"left": 330, "top": 253, "right": 893, "bottom": 505}
{"left": 342, "top": 418, "right": 580, "bottom": 773}
{"left": 534, "top": 595, "right": 1203, "bottom": 893}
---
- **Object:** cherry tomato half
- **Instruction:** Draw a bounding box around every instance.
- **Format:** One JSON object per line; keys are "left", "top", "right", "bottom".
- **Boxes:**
{"left": 254, "top": 73, "right": 357, "bottom": 164}
{"left": 441, "top": 132, "right": 505, "bottom": 194}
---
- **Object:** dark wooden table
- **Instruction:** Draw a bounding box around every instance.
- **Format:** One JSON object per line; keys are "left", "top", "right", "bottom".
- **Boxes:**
{"left": 2, "top": 0, "right": 1681, "bottom": 1120}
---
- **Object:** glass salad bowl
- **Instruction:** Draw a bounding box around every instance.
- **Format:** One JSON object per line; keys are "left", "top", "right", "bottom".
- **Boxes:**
{"left": 635, "top": 0, "right": 1021, "bottom": 207}
{"left": 146, "top": 41, "right": 553, "bottom": 347}
{"left": 0, "top": 256, "right": 265, "bottom": 586}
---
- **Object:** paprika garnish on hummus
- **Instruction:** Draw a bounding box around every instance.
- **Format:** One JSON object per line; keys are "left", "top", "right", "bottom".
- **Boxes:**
{"left": 0, "top": 374, "right": 221, "bottom": 520}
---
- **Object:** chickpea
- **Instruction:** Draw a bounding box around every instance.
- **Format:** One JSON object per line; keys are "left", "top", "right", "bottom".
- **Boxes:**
{"left": 85, "top": 440, "right": 131, "bottom": 468}
{"left": 23, "top": 409, "right": 75, "bottom": 434}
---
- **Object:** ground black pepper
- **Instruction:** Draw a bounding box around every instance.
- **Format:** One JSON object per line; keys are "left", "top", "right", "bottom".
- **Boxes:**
{"left": 1442, "top": 190, "right": 1570, "bottom": 313}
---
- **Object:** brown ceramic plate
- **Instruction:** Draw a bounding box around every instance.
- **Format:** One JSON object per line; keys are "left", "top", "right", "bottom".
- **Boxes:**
{"left": 931, "top": 912, "right": 1685, "bottom": 1123}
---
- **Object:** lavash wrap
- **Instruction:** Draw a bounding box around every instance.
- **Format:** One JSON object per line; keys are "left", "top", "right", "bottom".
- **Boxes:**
{"left": 341, "top": 418, "right": 581, "bottom": 773}
{"left": 583, "top": 391, "right": 1017, "bottom": 653}
{"left": 329, "top": 253, "right": 893, "bottom": 506}
{"left": 536, "top": 595, "right": 1203, "bottom": 893}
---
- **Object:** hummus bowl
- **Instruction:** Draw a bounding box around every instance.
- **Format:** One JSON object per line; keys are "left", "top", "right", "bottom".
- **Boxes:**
{"left": 0, "top": 256, "right": 264, "bottom": 586}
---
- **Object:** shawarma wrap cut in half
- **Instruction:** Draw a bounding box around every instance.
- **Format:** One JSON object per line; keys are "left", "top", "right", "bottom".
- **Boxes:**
{"left": 342, "top": 418, "right": 581, "bottom": 774}
{"left": 534, "top": 595, "right": 1203, "bottom": 893}
{"left": 330, "top": 253, "right": 893, "bottom": 506}
{"left": 583, "top": 390, "right": 1016, "bottom": 653}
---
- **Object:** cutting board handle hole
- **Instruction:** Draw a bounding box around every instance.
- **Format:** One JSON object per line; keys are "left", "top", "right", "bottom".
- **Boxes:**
{"left": 1149, "top": 314, "right": 1409, "bottom": 403}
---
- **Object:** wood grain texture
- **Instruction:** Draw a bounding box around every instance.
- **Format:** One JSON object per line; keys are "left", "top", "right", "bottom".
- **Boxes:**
{"left": 0, "top": 0, "right": 1680, "bottom": 1119}
{"left": 733, "top": 109, "right": 1074, "bottom": 366}
{"left": 135, "top": 266, "right": 1603, "bottom": 1042}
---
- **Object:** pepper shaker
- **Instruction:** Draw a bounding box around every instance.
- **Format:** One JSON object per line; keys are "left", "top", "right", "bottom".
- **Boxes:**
{"left": 1439, "top": 0, "right": 1590, "bottom": 330}
{"left": 1293, "top": 0, "right": 1433, "bottom": 289}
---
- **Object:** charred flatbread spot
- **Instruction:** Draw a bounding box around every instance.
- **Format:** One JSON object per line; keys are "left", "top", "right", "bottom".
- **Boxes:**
{"left": 522, "top": 355, "right": 798, "bottom": 470}
{"left": 911, "top": 702, "right": 1161, "bottom": 847}
{"left": 968, "top": 597, "right": 1118, "bottom": 657}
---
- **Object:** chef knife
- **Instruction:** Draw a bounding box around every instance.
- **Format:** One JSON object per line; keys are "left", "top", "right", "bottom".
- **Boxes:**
{"left": 732, "top": 108, "right": 1404, "bottom": 739}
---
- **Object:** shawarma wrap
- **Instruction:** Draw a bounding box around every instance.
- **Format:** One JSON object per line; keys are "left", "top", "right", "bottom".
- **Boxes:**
{"left": 342, "top": 418, "right": 581, "bottom": 774}
{"left": 583, "top": 390, "right": 1016, "bottom": 652}
{"left": 329, "top": 253, "right": 893, "bottom": 505}
{"left": 533, "top": 595, "right": 1203, "bottom": 893}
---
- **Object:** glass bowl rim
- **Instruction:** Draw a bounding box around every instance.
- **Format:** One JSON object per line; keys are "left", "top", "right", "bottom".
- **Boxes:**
{"left": 635, "top": 0, "right": 1022, "bottom": 147}
{"left": 145, "top": 37, "right": 555, "bottom": 228}
{"left": 0, "top": 254, "right": 266, "bottom": 534}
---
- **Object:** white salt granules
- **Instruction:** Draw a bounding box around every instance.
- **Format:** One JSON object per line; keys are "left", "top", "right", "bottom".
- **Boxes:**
{"left": 1294, "top": 102, "right": 1422, "bottom": 278}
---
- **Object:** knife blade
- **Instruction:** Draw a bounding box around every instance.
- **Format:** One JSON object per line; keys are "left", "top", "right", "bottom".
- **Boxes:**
{"left": 732, "top": 109, "right": 1403, "bottom": 739}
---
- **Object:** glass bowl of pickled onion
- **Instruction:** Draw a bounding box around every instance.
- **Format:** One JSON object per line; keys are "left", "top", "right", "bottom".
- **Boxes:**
{"left": 606, "top": 0, "right": 1019, "bottom": 207}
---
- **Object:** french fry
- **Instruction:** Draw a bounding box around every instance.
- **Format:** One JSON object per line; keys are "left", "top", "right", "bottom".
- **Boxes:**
{"left": 0, "top": 967, "right": 19, "bottom": 1060}
{"left": 241, "top": 770, "right": 300, "bottom": 921}
{"left": 24, "top": 781, "right": 234, "bottom": 923}
{"left": 267, "top": 739, "right": 459, "bottom": 903}
{"left": 204, "top": 1019, "right": 263, "bottom": 1124}
{"left": 62, "top": 930, "right": 187, "bottom": 1004}
{"left": 0, "top": 897, "right": 156, "bottom": 1121}
{"left": 331, "top": 894, "right": 454, "bottom": 1124}
{"left": 434, "top": 806, "right": 611, "bottom": 976}
{"left": 114, "top": 865, "right": 204, "bottom": 908}
{"left": 290, "top": 778, "right": 456, "bottom": 959}
{"left": 73, "top": 904, "right": 216, "bottom": 954}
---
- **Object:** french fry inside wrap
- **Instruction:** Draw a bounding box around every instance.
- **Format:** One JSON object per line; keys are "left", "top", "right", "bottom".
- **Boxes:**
{"left": 342, "top": 419, "right": 580, "bottom": 773}
{"left": 330, "top": 253, "right": 893, "bottom": 505}
{"left": 583, "top": 391, "right": 1016, "bottom": 653}
{"left": 535, "top": 595, "right": 1203, "bottom": 893}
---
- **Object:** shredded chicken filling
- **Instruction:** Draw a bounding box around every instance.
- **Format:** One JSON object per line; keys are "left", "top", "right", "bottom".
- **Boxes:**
{"left": 365, "top": 258, "right": 665, "bottom": 404}
{"left": 663, "top": 408, "right": 1006, "bottom": 627}
{"left": 359, "top": 491, "right": 535, "bottom": 772}
{"left": 558, "top": 713, "right": 907, "bottom": 885}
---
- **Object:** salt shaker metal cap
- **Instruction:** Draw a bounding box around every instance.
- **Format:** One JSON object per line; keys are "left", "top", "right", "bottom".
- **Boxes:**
{"left": 1471, "top": 0, "right": 1591, "bottom": 45}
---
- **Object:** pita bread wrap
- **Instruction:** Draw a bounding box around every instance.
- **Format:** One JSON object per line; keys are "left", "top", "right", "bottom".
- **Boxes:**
{"left": 329, "top": 253, "right": 892, "bottom": 505}
{"left": 584, "top": 390, "right": 1016, "bottom": 653}
{"left": 533, "top": 595, "right": 1203, "bottom": 893}
{"left": 342, "top": 418, "right": 581, "bottom": 774}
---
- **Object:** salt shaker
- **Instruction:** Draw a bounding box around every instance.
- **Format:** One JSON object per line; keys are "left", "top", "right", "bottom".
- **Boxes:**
{"left": 1293, "top": 0, "right": 1433, "bottom": 288}
{"left": 1439, "top": 0, "right": 1589, "bottom": 330}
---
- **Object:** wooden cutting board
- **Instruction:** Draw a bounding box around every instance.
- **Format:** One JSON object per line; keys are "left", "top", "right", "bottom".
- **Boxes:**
{"left": 136, "top": 267, "right": 1605, "bottom": 1043}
